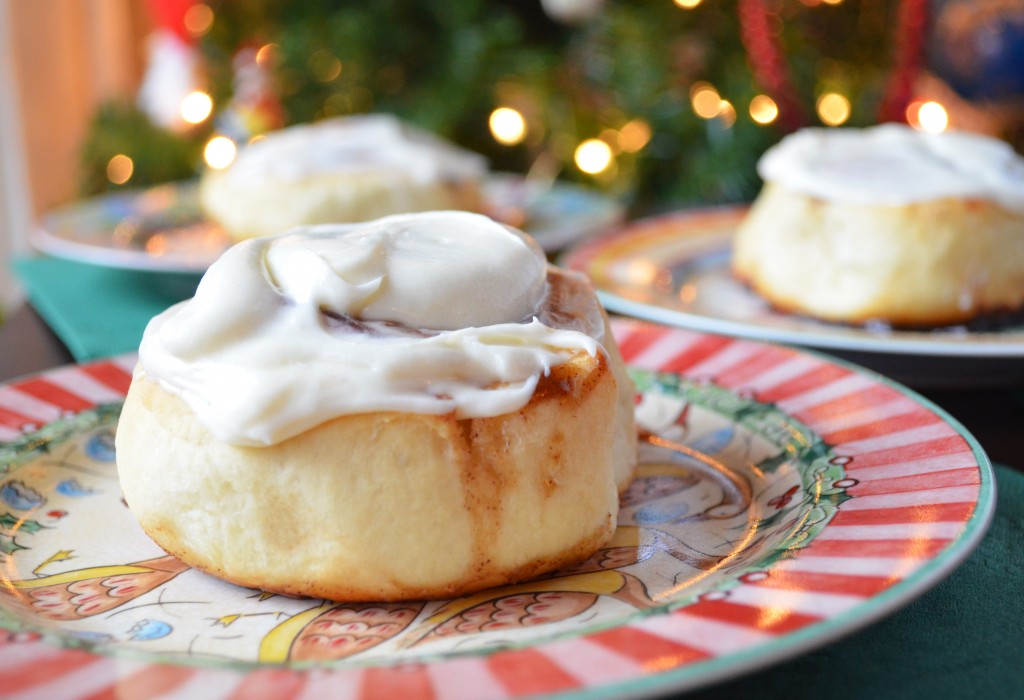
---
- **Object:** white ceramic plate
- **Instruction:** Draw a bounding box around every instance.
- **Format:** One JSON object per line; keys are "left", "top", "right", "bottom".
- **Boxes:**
{"left": 31, "top": 175, "right": 623, "bottom": 274}
{"left": 562, "top": 207, "right": 1024, "bottom": 387}
{"left": 0, "top": 319, "right": 992, "bottom": 698}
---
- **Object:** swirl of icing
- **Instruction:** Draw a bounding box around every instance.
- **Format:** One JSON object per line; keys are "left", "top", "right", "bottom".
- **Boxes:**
{"left": 757, "top": 124, "right": 1024, "bottom": 212}
{"left": 138, "top": 211, "right": 604, "bottom": 446}
{"left": 264, "top": 211, "right": 547, "bottom": 329}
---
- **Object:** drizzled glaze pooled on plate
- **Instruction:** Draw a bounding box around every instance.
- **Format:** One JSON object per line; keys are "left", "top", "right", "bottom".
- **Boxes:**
{"left": 758, "top": 124, "right": 1024, "bottom": 211}
{"left": 137, "top": 211, "right": 606, "bottom": 446}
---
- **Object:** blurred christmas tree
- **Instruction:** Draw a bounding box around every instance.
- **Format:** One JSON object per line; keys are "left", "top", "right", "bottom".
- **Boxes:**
{"left": 78, "top": 0, "right": 1023, "bottom": 215}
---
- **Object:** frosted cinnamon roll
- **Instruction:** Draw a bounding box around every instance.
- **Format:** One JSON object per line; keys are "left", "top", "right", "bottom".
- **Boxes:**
{"left": 732, "top": 124, "right": 1024, "bottom": 326}
{"left": 199, "top": 114, "right": 487, "bottom": 241}
{"left": 116, "top": 211, "right": 636, "bottom": 601}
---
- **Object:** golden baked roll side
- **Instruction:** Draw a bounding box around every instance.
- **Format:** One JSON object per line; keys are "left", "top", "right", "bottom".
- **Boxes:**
{"left": 732, "top": 182, "right": 1024, "bottom": 326}
{"left": 116, "top": 349, "right": 622, "bottom": 602}
{"left": 602, "top": 313, "right": 639, "bottom": 493}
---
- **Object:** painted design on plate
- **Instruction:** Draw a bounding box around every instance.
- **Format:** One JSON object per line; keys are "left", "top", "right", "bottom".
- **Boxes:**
{"left": 0, "top": 322, "right": 990, "bottom": 699}
{"left": 0, "top": 365, "right": 842, "bottom": 667}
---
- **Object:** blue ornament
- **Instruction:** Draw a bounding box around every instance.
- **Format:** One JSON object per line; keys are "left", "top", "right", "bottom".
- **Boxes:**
{"left": 928, "top": 0, "right": 1024, "bottom": 102}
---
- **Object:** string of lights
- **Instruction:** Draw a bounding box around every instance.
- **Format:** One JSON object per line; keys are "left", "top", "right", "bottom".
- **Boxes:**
{"left": 83, "top": 1, "right": 975, "bottom": 211}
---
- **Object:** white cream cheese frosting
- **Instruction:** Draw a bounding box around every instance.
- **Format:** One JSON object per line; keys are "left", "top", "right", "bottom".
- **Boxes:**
{"left": 222, "top": 114, "right": 486, "bottom": 186}
{"left": 137, "top": 211, "right": 605, "bottom": 446}
{"left": 758, "top": 124, "right": 1024, "bottom": 211}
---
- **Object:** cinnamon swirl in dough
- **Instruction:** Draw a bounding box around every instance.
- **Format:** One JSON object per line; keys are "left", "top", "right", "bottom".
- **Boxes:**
{"left": 199, "top": 115, "right": 487, "bottom": 241}
{"left": 115, "top": 211, "right": 636, "bottom": 601}
{"left": 732, "top": 125, "right": 1024, "bottom": 326}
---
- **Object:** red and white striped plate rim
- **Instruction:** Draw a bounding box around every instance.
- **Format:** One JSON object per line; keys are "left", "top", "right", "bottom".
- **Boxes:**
{"left": 0, "top": 319, "right": 994, "bottom": 699}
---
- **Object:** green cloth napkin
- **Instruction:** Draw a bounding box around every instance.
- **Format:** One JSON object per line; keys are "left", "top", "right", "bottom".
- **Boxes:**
{"left": 684, "top": 462, "right": 1023, "bottom": 700}
{"left": 12, "top": 256, "right": 198, "bottom": 361}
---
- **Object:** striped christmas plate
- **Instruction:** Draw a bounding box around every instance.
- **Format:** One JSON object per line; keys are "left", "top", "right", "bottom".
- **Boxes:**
{"left": 0, "top": 320, "right": 993, "bottom": 699}
{"left": 561, "top": 207, "right": 1024, "bottom": 388}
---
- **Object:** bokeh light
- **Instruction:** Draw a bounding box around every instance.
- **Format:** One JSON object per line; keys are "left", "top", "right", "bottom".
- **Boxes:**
{"left": 183, "top": 4, "right": 214, "bottom": 37}
{"left": 816, "top": 92, "right": 851, "bottom": 126}
{"left": 489, "top": 107, "right": 527, "bottom": 146}
{"left": 180, "top": 91, "right": 213, "bottom": 124}
{"left": 911, "top": 101, "right": 950, "bottom": 133}
{"left": 309, "top": 51, "right": 343, "bottom": 83}
{"left": 749, "top": 94, "right": 779, "bottom": 125}
{"left": 618, "top": 118, "right": 652, "bottom": 153}
{"left": 718, "top": 99, "right": 737, "bottom": 128}
{"left": 106, "top": 154, "right": 133, "bottom": 184}
{"left": 204, "top": 136, "right": 237, "bottom": 170}
{"left": 256, "top": 43, "right": 278, "bottom": 68}
{"left": 574, "top": 138, "right": 614, "bottom": 174}
{"left": 690, "top": 82, "right": 723, "bottom": 119}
